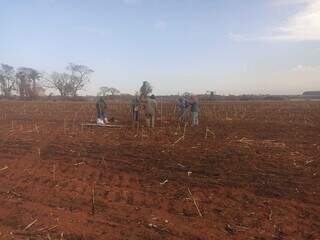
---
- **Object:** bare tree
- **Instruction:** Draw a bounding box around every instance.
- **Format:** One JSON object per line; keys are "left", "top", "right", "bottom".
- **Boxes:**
{"left": 0, "top": 64, "right": 16, "bottom": 97}
{"left": 98, "top": 86, "right": 110, "bottom": 96}
{"left": 46, "top": 63, "right": 93, "bottom": 97}
{"left": 108, "top": 87, "right": 120, "bottom": 96}
{"left": 140, "top": 81, "right": 152, "bottom": 99}
{"left": 47, "top": 72, "right": 73, "bottom": 97}
{"left": 67, "top": 63, "right": 93, "bottom": 97}
{"left": 98, "top": 86, "right": 120, "bottom": 97}
{"left": 16, "top": 67, "right": 41, "bottom": 98}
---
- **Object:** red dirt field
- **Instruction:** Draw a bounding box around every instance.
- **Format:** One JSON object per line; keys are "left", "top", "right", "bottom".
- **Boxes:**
{"left": 0, "top": 100, "right": 319, "bottom": 240}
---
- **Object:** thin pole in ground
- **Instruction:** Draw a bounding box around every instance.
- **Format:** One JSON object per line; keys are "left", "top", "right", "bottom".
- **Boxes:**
{"left": 160, "top": 96, "right": 163, "bottom": 128}
{"left": 91, "top": 187, "right": 95, "bottom": 215}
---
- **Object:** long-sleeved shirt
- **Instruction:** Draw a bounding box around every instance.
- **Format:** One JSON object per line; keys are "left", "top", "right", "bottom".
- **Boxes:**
{"left": 190, "top": 99, "right": 199, "bottom": 113}
{"left": 130, "top": 98, "right": 140, "bottom": 112}
{"left": 145, "top": 98, "right": 157, "bottom": 116}
{"left": 177, "top": 97, "right": 189, "bottom": 110}
{"left": 96, "top": 99, "right": 106, "bottom": 115}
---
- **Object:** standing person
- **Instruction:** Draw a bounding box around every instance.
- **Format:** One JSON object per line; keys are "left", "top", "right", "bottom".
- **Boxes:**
{"left": 130, "top": 95, "right": 140, "bottom": 128}
{"left": 145, "top": 94, "right": 157, "bottom": 128}
{"left": 177, "top": 96, "right": 189, "bottom": 123}
{"left": 190, "top": 95, "right": 199, "bottom": 126}
{"left": 96, "top": 97, "right": 108, "bottom": 125}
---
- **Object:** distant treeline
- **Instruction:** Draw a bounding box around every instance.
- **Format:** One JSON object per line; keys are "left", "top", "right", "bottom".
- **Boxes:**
{"left": 1, "top": 93, "right": 314, "bottom": 102}
{"left": 1, "top": 92, "right": 320, "bottom": 102}
{"left": 303, "top": 91, "right": 320, "bottom": 96}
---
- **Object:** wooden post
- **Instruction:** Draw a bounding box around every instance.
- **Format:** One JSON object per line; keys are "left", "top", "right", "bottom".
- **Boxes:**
{"left": 63, "top": 119, "right": 66, "bottom": 134}
{"left": 53, "top": 164, "right": 56, "bottom": 182}
{"left": 38, "top": 148, "right": 41, "bottom": 161}
{"left": 91, "top": 188, "right": 95, "bottom": 215}
{"left": 187, "top": 188, "right": 202, "bottom": 217}
{"left": 160, "top": 96, "right": 163, "bottom": 128}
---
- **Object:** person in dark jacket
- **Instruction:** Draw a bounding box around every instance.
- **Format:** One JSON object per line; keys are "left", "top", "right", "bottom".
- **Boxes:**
{"left": 190, "top": 95, "right": 199, "bottom": 126}
{"left": 177, "top": 96, "right": 189, "bottom": 123}
{"left": 96, "top": 97, "right": 108, "bottom": 125}
{"left": 130, "top": 95, "right": 140, "bottom": 128}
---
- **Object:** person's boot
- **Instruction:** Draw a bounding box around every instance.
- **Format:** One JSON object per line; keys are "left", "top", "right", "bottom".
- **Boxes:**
{"left": 97, "top": 118, "right": 105, "bottom": 126}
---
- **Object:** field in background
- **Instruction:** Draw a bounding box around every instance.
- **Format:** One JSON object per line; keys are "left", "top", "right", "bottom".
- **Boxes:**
{"left": 0, "top": 100, "right": 319, "bottom": 239}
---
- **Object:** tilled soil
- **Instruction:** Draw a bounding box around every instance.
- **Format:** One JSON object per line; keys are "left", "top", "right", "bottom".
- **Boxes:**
{"left": 0, "top": 100, "right": 319, "bottom": 240}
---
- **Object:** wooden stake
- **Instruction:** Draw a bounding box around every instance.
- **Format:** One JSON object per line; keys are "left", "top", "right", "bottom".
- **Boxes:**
{"left": 172, "top": 123, "right": 187, "bottom": 146}
{"left": 0, "top": 166, "right": 8, "bottom": 171}
{"left": 38, "top": 148, "right": 41, "bottom": 161}
{"left": 91, "top": 188, "right": 95, "bottom": 215}
{"left": 24, "top": 219, "right": 38, "bottom": 231}
{"left": 187, "top": 188, "right": 202, "bottom": 217}
{"left": 37, "top": 225, "right": 58, "bottom": 233}
{"left": 35, "top": 124, "right": 39, "bottom": 134}
{"left": 205, "top": 127, "right": 215, "bottom": 139}
{"left": 183, "top": 122, "right": 187, "bottom": 137}
{"left": 160, "top": 96, "right": 163, "bottom": 128}
{"left": 63, "top": 119, "right": 66, "bottom": 134}
{"left": 172, "top": 136, "right": 184, "bottom": 146}
{"left": 140, "top": 128, "right": 144, "bottom": 141}
{"left": 53, "top": 164, "right": 56, "bottom": 182}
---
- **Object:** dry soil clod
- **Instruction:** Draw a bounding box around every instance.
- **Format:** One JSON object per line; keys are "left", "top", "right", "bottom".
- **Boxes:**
{"left": 91, "top": 188, "right": 95, "bottom": 215}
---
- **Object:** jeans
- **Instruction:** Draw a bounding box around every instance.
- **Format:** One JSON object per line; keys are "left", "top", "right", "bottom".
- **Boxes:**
{"left": 98, "top": 112, "right": 106, "bottom": 119}
{"left": 180, "top": 109, "right": 188, "bottom": 123}
{"left": 97, "top": 112, "right": 108, "bottom": 124}
{"left": 192, "top": 112, "right": 199, "bottom": 126}
{"left": 133, "top": 111, "right": 139, "bottom": 121}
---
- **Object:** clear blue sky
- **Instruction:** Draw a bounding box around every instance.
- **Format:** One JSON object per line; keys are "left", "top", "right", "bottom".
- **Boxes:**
{"left": 1, "top": 0, "right": 320, "bottom": 95}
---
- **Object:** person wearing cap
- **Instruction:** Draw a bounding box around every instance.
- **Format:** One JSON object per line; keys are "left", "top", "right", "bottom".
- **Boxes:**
{"left": 145, "top": 94, "right": 157, "bottom": 128}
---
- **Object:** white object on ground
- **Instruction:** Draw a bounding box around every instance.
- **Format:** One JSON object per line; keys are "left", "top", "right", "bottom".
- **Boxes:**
{"left": 160, "top": 179, "right": 168, "bottom": 185}
{"left": 97, "top": 118, "right": 105, "bottom": 126}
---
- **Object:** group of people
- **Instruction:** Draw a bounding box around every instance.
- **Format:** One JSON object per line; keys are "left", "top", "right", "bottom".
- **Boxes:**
{"left": 96, "top": 94, "right": 199, "bottom": 128}
{"left": 130, "top": 94, "right": 157, "bottom": 128}
{"left": 177, "top": 95, "right": 199, "bottom": 127}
